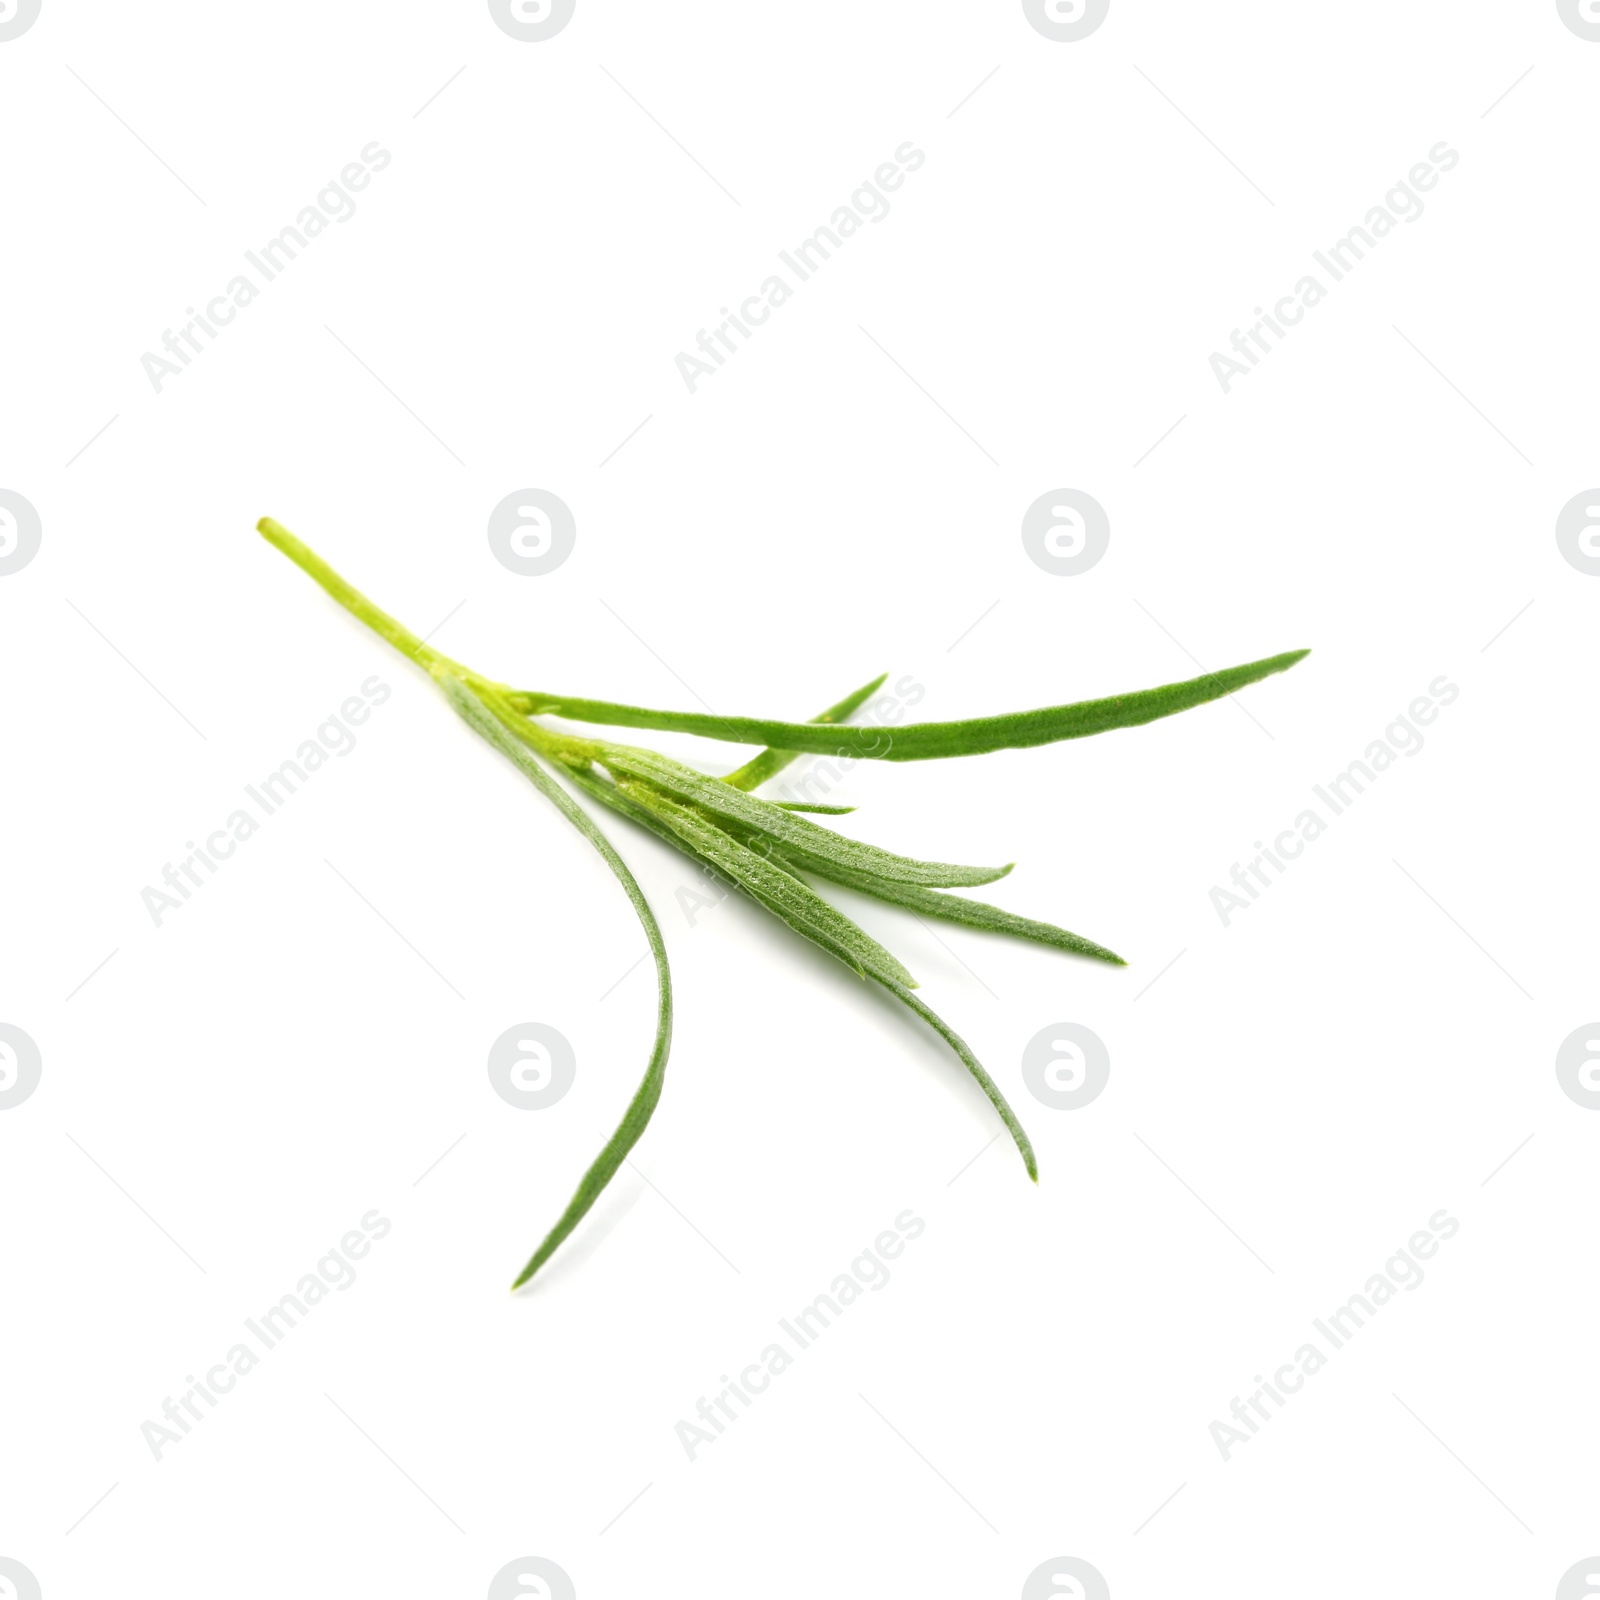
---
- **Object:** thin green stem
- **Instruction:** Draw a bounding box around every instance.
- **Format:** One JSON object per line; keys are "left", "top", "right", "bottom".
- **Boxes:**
{"left": 255, "top": 516, "right": 522, "bottom": 713}
{"left": 256, "top": 518, "right": 443, "bottom": 664}
{"left": 255, "top": 519, "right": 604, "bottom": 770}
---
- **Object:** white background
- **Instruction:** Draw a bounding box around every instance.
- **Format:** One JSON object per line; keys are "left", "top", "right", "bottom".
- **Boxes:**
{"left": 2, "top": 3, "right": 1597, "bottom": 1597}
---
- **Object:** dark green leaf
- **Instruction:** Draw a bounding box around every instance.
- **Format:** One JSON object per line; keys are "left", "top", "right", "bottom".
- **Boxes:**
{"left": 509, "top": 651, "right": 1310, "bottom": 762}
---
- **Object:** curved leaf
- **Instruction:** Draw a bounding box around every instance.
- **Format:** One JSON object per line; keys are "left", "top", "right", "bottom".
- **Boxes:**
{"left": 438, "top": 678, "right": 674, "bottom": 1292}
{"left": 510, "top": 651, "right": 1310, "bottom": 761}
{"left": 877, "top": 978, "right": 1037, "bottom": 1181}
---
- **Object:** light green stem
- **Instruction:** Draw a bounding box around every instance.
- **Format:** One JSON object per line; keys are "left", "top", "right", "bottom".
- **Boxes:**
{"left": 255, "top": 517, "right": 593, "bottom": 764}
{"left": 257, "top": 518, "right": 442, "bottom": 665}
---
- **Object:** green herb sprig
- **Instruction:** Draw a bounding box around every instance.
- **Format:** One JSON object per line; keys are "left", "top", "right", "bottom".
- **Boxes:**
{"left": 256, "top": 517, "right": 1308, "bottom": 1291}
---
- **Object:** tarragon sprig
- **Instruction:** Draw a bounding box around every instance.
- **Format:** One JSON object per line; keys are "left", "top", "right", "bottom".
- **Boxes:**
{"left": 255, "top": 517, "right": 1308, "bottom": 1291}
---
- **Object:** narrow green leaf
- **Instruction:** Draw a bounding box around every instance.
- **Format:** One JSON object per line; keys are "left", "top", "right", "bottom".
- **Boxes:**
{"left": 509, "top": 650, "right": 1310, "bottom": 762}
{"left": 780, "top": 857, "right": 1126, "bottom": 965}
{"left": 436, "top": 677, "right": 674, "bottom": 1292}
{"left": 721, "top": 672, "right": 887, "bottom": 791}
{"left": 772, "top": 801, "right": 857, "bottom": 814}
{"left": 876, "top": 977, "right": 1037, "bottom": 1181}
{"left": 615, "top": 778, "right": 917, "bottom": 989}
{"left": 593, "top": 740, "right": 1013, "bottom": 888}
